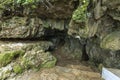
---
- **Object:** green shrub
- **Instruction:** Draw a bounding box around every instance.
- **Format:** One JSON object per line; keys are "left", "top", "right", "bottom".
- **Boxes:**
{"left": 72, "top": 0, "right": 89, "bottom": 23}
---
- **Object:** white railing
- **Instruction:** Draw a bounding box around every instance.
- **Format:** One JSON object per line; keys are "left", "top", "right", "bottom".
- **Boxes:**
{"left": 102, "top": 68, "right": 120, "bottom": 80}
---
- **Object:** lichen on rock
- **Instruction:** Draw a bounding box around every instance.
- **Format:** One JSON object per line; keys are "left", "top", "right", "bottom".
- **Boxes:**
{"left": 100, "top": 31, "right": 120, "bottom": 51}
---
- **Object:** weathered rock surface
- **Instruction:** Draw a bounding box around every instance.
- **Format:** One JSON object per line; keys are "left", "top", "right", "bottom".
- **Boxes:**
{"left": 8, "top": 65, "right": 101, "bottom": 80}
{"left": 0, "top": 17, "right": 69, "bottom": 38}
{"left": 0, "top": 41, "right": 56, "bottom": 80}
{"left": 68, "top": 19, "right": 99, "bottom": 38}
{"left": 0, "top": 17, "right": 44, "bottom": 38}
{"left": 60, "top": 37, "right": 83, "bottom": 60}
{"left": 42, "top": 19, "right": 69, "bottom": 31}
{"left": 0, "top": 0, "right": 120, "bottom": 79}
{"left": 34, "top": 0, "right": 77, "bottom": 19}
{"left": 86, "top": 38, "right": 120, "bottom": 68}
{"left": 68, "top": 0, "right": 120, "bottom": 68}
{"left": 100, "top": 31, "right": 120, "bottom": 51}
{"left": 0, "top": 0, "right": 77, "bottom": 19}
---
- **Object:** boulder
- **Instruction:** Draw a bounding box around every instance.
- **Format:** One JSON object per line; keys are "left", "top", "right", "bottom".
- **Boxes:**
{"left": 0, "top": 41, "right": 57, "bottom": 80}
{"left": 100, "top": 31, "right": 120, "bottom": 51}
{"left": 86, "top": 38, "right": 120, "bottom": 68}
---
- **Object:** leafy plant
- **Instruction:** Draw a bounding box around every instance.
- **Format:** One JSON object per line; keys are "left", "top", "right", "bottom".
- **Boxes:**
{"left": 72, "top": 0, "right": 89, "bottom": 23}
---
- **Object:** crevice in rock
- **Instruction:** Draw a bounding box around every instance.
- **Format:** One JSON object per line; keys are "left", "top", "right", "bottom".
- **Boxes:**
{"left": 81, "top": 44, "right": 89, "bottom": 61}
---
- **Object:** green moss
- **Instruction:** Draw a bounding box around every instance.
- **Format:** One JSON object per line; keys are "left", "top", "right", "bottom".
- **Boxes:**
{"left": 0, "top": 0, "right": 38, "bottom": 11}
{"left": 70, "top": 0, "right": 91, "bottom": 38}
{"left": 21, "top": 57, "right": 32, "bottom": 69}
{"left": 0, "top": 50, "right": 25, "bottom": 67}
{"left": 0, "top": 0, "right": 13, "bottom": 9}
{"left": 72, "top": 0, "right": 89, "bottom": 23}
{"left": 0, "top": 53, "right": 12, "bottom": 67}
{"left": 40, "top": 57, "right": 57, "bottom": 68}
{"left": 13, "top": 65, "right": 23, "bottom": 74}
{"left": 98, "top": 63, "right": 103, "bottom": 72}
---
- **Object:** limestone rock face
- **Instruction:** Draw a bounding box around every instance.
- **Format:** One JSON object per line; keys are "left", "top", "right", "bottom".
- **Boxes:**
{"left": 0, "top": 17, "right": 69, "bottom": 38}
{"left": 68, "top": 19, "right": 99, "bottom": 38}
{"left": 0, "top": 41, "right": 56, "bottom": 80}
{"left": 0, "top": 0, "right": 120, "bottom": 79}
{"left": 61, "top": 37, "right": 83, "bottom": 60}
{"left": 0, "top": 41, "right": 53, "bottom": 53}
{"left": 0, "top": 17, "right": 44, "bottom": 38}
{"left": 54, "top": 37, "right": 83, "bottom": 60}
{"left": 102, "top": 0, "right": 120, "bottom": 21}
{"left": 67, "top": 0, "right": 120, "bottom": 68}
{"left": 86, "top": 38, "right": 120, "bottom": 68}
{"left": 101, "top": 31, "right": 120, "bottom": 51}
{"left": 102, "top": 0, "right": 120, "bottom": 8}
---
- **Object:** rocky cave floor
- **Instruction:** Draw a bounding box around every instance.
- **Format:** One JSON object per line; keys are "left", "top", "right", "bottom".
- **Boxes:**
{"left": 13, "top": 62, "right": 101, "bottom": 80}
{"left": 7, "top": 42, "right": 102, "bottom": 80}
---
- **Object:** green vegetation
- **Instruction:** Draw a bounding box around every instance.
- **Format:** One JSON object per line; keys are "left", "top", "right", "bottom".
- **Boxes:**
{"left": 16, "top": 0, "right": 40, "bottom": 5}
{"left": 0, "top": 0, "right": 13, "bottom": 9}
{"left": 21, "top": 57, "right": 33, "bottom": 69}
{"left": 21, "top": 54, "right": 57, "bottom": 69}
{"left": 0, "top": 50, "right": 25, "bottom": 67}
{"left": 72, "top": 0, "right": 89, "bottom": 23}
{"left": 13, "top": 64, "right": 23, "bottom": 74}
{"left": 40, "top": 57, "right": 57, "bottom": 68}
{"left": 0, "top": 0, "right": 40, "bottom": 10}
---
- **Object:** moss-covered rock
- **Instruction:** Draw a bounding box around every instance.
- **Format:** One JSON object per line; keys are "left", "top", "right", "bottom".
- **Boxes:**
{"left": 0, "top": 50, "right": 25, "bottom": 67}
{"left": 68, "top": 19, "right": 98, "bottom": 38}
{"left": 60, "top": 37, "right": 83, "bottom": 60}
{"left": 21, "top": 50, "right": 57, "bottom": 69}
{"left": 40, "top": 56, "right": 57, "bottom": 68}
{"left": 13, "top": 64, "right": 23, "bottom": 74}
{"left": 100, "top": 31, "right": 120, "bottom": 51}
{"left": 42, "top": 19, "right": 68, "bottom": 31}
{"left": 68, "top": 0, "right": 98, "bottom": 38}
{"left": 86, "top": 37, "right": 120, "bottom": 69}
{"left": 0, "top": 41, "right": 56, "bottom": 79}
